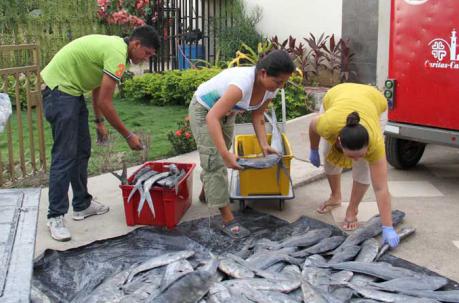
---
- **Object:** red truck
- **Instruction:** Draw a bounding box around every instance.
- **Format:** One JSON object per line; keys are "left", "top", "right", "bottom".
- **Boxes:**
{"left": 383, "top": 0, "right": 459, "bottom": 168}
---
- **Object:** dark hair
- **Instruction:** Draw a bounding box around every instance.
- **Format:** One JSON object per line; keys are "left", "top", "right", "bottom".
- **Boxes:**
{"left": 339, "top": 111, "right": 369, "bottom": 150}
{"left": 255, "top": 50, "right": 295, "bottom": 77}
{"left": 129, "top": 26, "right": 161, "bottom": 50}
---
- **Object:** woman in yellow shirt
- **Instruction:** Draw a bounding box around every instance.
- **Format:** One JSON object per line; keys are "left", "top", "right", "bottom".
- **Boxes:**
{"left": 308, "top": 83, "right": 400, "bottom": 248}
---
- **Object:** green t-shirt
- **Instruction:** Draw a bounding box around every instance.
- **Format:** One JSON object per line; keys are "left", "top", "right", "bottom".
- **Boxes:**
{"left": 41, "top": 35, "right": 128, "bottom": 96}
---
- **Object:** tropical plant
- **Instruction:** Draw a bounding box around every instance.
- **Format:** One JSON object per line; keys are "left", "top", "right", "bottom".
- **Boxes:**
{"left": 270, "top": 35, "right": 297, "bottom": 54}
{"left": 338, "top": 38, "right": 357, "bottom": 82}
{"left": 322, "top": 34, "right": 342, "bottom": 85}
{"left": 227, "top": 41, "right": 272, "bottom": 68}
{"left": 270, "top": 35, "right": 312, "bottom": 85}
{"left": 304, "top": 33, "right": 329, "bottom": 77}
{"left": 269, "top": 33, "right": 357, "bottom": 86}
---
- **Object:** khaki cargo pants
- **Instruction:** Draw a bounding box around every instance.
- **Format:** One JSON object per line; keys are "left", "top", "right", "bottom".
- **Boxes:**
{"left": 189, "top": 96, "right": 236, "bottom": 208}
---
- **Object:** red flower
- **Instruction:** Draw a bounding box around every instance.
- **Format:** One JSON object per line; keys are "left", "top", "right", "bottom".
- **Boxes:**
{"left": 175, "top": 130, "right": 182, "bottom": 137}
{"left": 185, "top": 132, "right": 191, "bottom": 139}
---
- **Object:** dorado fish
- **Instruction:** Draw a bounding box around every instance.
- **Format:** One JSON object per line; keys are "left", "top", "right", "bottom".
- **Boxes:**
{"left": 237, "top": 153, "right": 282, "bottom": 169}
{"left": 125, "top": 250, "right": 195, "bottom": 284}
{"left": 246, "top": 251, "right": 302, "bottom": 270}
{"left": 355, "top": 238, "right": 380, "bottom": 263}
{"left": 127, "top": 170, "right": 159, "bottom": 203}
{"left": 328, "top": 245, "right": 361, "bottom": 263}
{"left": 139, "top": 171, "right": 171, "bottom": 217}
{"left": 370, "top": 276, "right": 448, "bottom": 292}
{"left": 375, "top": 226, "right": 416, "bottom": 261}
{"left": 157, "top": 169, "right": 185, "bottom": 188}
{"left": 345, "top": 282, "right": 442, "bottom": 303}
{"left": 220, "top": 277, "right": 300, "bottom": 293}
{"left": 160, "top": 259, "right": 194, "bottom": 291}
{"left": 132, "top": 166, "right": 154, "bottom": 184}
{"left": 325, "top": 261, "right": 426, "bottom": 281}
{"left": 275, "top": 228, "right": 332, "bottom": 249}
{"left": 149, "top": 258, "right": 220, "bottom": 303}
{"left": 335, "top": 210, "right": 405, "bottom": 251}
{"left": 218, "top": 257, "right": 255, "bottom": 279}
{"left": 292, "top": 236, "right": 346, "bottom": 258}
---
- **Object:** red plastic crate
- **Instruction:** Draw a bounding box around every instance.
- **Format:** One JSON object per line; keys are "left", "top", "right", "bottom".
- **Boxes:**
{"left": 120, "top": 161, "right": 195, "bottom": 229}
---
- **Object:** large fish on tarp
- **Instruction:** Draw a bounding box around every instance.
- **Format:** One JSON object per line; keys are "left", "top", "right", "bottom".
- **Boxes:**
{"left": 375, "top": 226, "right": 416, "bottom": 261}
{"left": 125, "top": 250, "right": 195, "bottom": 284}
{"left": 333, "top": 210, "right": 405, "bottom": 252}
{"left": 149, "top": 258, "right": 220, "bottom": 303}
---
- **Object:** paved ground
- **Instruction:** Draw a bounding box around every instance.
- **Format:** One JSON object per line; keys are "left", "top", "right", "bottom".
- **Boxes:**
{"left": 34, "top": 113, "right": 459, "bottom": 283}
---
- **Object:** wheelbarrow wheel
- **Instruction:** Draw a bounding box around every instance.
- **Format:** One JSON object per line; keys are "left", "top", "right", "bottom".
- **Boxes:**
{"left": 279, "top": 199, "right": 285, "bottom": 211}
{"left": 239, "top": 200, "right": 247, "bottom": 211}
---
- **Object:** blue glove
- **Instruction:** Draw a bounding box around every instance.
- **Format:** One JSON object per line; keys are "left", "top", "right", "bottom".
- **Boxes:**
{"left": 309, "top": 149, "right": 321, "bottom": 167}
{"left": 382, "top": 226, "right": 400, "bottom": 248}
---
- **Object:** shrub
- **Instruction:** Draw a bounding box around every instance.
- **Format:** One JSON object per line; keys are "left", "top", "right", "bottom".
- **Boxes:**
{"left": 216, "top": 0, "right": 265, "bottom": 61}
{"left": 96, "top": 0, "right": 149, "bottom": 26}
{"left": 167, "top": 117, "right": 197, "bottom": 154}
{"left": 123, "top": 68, "right": 221, "bottom": 106}
{"left": 273, "top": 75, "right": 313, "bottom": 120}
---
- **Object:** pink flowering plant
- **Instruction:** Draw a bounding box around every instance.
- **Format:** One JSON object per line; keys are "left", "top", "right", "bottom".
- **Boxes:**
{"left": 96, "top": 0, "right": 152, "bottom": 26}
{"left": 167, "top": 116, "right": 197, "bottom": 154}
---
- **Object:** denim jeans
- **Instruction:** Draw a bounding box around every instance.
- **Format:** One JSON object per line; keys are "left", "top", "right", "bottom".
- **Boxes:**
{"left": 42, "top": 87, "right": 92, "bottom": 218}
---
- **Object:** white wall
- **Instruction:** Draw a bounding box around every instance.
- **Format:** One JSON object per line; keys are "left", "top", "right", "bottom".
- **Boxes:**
{"left": 243, "top": 0, "right": 343, "bottom": 41}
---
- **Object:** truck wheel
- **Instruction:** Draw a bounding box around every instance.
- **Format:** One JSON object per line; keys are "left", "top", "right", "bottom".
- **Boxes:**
{"left": 385, "top": 136, "right": 426, "bottom": 169}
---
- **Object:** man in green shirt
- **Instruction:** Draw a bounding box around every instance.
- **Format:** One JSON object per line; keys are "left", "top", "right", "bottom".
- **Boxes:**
{"left": 41, "top": 26, "right": 160, "bottom": 241}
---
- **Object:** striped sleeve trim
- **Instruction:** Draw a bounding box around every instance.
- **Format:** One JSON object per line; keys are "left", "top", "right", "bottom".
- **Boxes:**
{"left": 103, "top": 70, "right": 121, "bottom": 82}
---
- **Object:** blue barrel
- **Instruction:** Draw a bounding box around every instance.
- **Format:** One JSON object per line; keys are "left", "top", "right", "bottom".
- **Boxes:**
{"left": 177, "top": 44, "right": 205, "bottom": 69}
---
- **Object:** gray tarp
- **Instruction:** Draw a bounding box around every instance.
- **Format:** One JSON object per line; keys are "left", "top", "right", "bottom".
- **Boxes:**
{"left": 33, "top": 209, "right": 458, "bottom": 302}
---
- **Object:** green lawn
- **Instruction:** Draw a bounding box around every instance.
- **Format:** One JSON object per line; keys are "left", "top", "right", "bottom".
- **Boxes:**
{"left": 1, "top": 97, "right": 189, "bottom": 186}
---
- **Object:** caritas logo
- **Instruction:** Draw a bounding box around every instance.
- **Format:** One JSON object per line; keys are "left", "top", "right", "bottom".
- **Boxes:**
{"left": 425, "top": 29, "right": 459, "bottom": 70}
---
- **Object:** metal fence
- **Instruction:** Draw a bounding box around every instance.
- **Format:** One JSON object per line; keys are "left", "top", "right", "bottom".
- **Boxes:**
{"left": 150, "top": 0, "right": 232, "bottom": 72}
{"left": 0, "top": 44, "right": 46, "bottom": 187}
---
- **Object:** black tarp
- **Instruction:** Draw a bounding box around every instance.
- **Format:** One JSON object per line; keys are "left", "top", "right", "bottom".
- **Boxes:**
{"left": 33, "top": 209, "right": 458, "bottom": 302}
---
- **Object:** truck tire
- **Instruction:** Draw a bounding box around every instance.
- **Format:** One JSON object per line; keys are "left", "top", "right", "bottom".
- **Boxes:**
{"left": 385, "top": 136, "right": 426, "bottom": 169}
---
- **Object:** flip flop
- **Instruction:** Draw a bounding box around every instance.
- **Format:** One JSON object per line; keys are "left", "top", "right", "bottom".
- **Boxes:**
{"left": 342, "top": 218, "right": 359, "bottom": 231}
{"left": 220, "top": 220, "right": 250, "bottom": 239}
{"left": 316, "top": 200, "right": 342, "bottom": 214}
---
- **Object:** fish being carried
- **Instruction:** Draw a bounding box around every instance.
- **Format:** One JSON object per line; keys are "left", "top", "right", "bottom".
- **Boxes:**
{"left": 237, "top": 108, "right": 284, "bottom": 169}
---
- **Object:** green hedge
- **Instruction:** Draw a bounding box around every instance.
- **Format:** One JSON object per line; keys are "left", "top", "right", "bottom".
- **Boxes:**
{"left": 123, "top": 68, "right": 221, "bottom": 106}
{"left": 123, "top": 70, "right": 313, "bottom": 120}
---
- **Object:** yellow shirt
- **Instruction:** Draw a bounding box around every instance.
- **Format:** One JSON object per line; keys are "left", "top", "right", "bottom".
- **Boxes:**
{"left": 316, "top": 83, "right": 387, "bottom": 168}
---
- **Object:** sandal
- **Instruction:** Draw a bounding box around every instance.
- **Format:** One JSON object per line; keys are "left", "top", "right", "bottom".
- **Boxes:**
{"left": 316, "top": 199, "right": 342, "bottom": 214}
{"left": 341, "top": 218, "right": 359, "bottom": 231}
{"left": 220, "top": 220, "right": 250, "bottom": 239}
